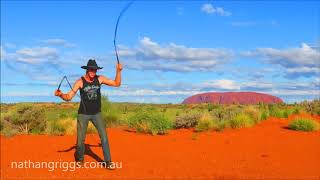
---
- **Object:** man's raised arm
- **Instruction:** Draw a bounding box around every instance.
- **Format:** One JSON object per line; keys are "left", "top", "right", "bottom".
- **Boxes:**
{"left": 99, "top": 63, "right": 122, "bottom": 87}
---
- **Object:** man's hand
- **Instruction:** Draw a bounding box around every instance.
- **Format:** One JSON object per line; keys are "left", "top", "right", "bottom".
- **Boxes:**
{"left": 117, "top": 63, "right": 123, "bottom": 72}
{"left": 54, "top": 89, "right": 63, "bottom": 97}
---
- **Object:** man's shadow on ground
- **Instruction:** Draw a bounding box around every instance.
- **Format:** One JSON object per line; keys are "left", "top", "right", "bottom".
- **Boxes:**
{"left": 57, "top": 144, "right": 103, "bottom": 162}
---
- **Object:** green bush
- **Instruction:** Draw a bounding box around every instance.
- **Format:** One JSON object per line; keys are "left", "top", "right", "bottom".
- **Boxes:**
{"left": 195, "top": 118, "right": 215, "bottom": 132}
{"left": 293, "top": 108, "right": 300, "bottom": 115}
{"left": 47, "top": 120, "right": 66, "bottom": 136}
{"left": 302, "top": 99, "right": 320, "bottom": 115}
{"left": 230, "top": 113, "right": 254, "bottom": 129}
{"left": 175, "top": 114, "right": 201, "bottom": 129}
{"left": 10, "top": 104, "right": 47, "bottom": 134}
{"left": 244, "top": 106, "right": 261, "bottom": 123}
{"left": 268, "top": 104, "right": 286, "bottom": 118}
{"left": 128, "top": 110, "right": 173, "bottom": 135}
{"left": 207, "top": 103, "right": 214, "bottom": 112}
{"left": 101, "top": 96, "right": 121, "bottom": 126}
{"left": 282, "top": 109, "right": 289, "bottom": 118}
{"left": 0, "top": 115, "right": 19, "bottom": 137}
{"left": 195, "top": 114, "right": 227, "bottom": 132}
{"left": 0, "top": 118, "right": 3, "bottom": 131}
{"left": 260, "top": 110, "right": 269, "bottom": 120}
{"left": 288, "top": 118, "right": 320, "bottom": 131}
{"left": 211, "top": 106, "right": 242, "bottom": 122}
{"left": 216, "top": 120, "right": 228, "bottom": 131}
{"left": 59, "top": 112, "right": 68, "bottom": 119}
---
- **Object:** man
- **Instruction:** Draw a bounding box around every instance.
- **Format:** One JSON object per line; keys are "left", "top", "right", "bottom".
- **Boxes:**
{"left": 54, "top": 59, "right": 122, "bottom": 170}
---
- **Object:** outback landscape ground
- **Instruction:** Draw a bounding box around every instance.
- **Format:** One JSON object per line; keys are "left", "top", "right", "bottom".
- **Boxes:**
{"left": 1, "top": 99, "right": 320, "bottom": 179}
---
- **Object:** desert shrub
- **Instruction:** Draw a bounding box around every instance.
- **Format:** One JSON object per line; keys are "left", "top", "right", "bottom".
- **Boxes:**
{"left": 244, "top": 106, "right": 261, "bottom": 123}
{"left": 101, "top": 96, "right": 121, "bottom": 127}
{"left": 216, "top": 120, "right": 229, "bottom": 131}
{"left": 268, "top": 104, "right": 286, "bottom": 118}
{"left": 87, "top": 123, "right": 97, "bottom": 134}
{"left": 282, "top": 109, "right": 289, "bottom": 118}
{"left": 301, "top": 99, "right": 320, "bottom": 115}
{"left": 10, "top": 104, "right": 47, "bottom": 134}
{"left": 207, "top": 103, "right": 214, "bottom": 112}
{"left": 175, "top": 114, "right": 201, "bottom": 129}
{"left": 293, "top": 108, "right": 300, "bottom": 115}
{"left": 47, "top": 120, "right": 66, "bottom": 136}
{"left": 1, "top": 127, "right": 18, "bottom": 137}
{"left": 195, "top": 118, "right": 215, "bottom": 132}
{"left": 288, "top": 118, "right": 320, "bottom": 131}
{"left": 211, "top": 106, "right": 242, "bottom": 122}
{"left": 195, "top": 114, "right": 229, "bottom": 132}
{"left": 180, "top": 104, "right": 187, "bottom": 109}
{"left": 59, "top": 112, "right": 68, "bottom": 119}
{"left": 72, "top": 112, "right": 78, "bottom": 119}
{"left": 59, "top": 118, "right": 76, "bottom": 135}
{"left": 0, "top": 118, "right": 3, "bottom": 131}
{"left": 229, "top": 113, "right": 254, "bottom": 129}
{"left": 195, "top": 114, "right": 216, "bottom": 132}
{"left": 258, "top": 102, "right": 267, "bottom": 109}
{"left": 282, "top": 105, "right": 299, "bottom": 118}
{"left": 128, "top": 110, "right": 173, "bottom": 135}
{"left": 0, "top": 115, "right": 19, "bottom": 137}
{"left": 260, "top": 110, "right": 270, "bottom": 120}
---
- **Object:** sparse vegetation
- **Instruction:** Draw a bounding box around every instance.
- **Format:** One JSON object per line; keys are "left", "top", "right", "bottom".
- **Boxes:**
{"left": 10, "top": 104, "right": 47, "bottom": 134}
{"left": 1, "top": 99, "right": 319, "bottom": 136}
{"left": 289, "top": 118, "right": 320, "bottom": 131}
{"left": 101, "top": 96, "right": 121, "bottom": 127}
{"left": 47, "top": 120, "right": 66, "bottom": 136}
{"left": 301, "top": 99, "right": 320, "bottom": 116}
{"left": 195, "top": 114, "right": 216, "bottom": 132}
{"left": 127, "top": 110, "right": 173, "bottom": 135}
{"left": 175, "top": 114, "right": 201, "bottom": 129}
{"left": 229, "top": 113, "right": 254, "bottom": 129}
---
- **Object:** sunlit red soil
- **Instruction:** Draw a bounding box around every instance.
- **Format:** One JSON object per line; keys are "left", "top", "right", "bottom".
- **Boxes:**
{"left": 1, "top": 113, "right": 320, "bottom": 180}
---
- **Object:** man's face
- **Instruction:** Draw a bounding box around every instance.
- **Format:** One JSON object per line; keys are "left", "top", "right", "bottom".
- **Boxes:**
{"left": 87, "top": 68, "right": 97, "bottom": 78}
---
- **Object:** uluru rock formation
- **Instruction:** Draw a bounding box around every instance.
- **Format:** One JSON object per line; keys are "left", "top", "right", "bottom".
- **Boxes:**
{"left": 182, "top": 92, "right": 283, "bottom": 104}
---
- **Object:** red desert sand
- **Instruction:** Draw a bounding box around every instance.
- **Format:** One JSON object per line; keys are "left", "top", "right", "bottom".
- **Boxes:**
{"left": 1, "top": 113, "right": 320, "bottom": 180}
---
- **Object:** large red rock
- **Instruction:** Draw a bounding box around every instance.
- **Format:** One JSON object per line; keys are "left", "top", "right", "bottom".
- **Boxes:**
{"left": 182, "top": 92, "right": 283, "bottom": 104}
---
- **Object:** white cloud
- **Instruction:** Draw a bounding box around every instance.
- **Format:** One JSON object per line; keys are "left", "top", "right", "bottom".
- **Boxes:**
{"left": 41, "top": 38, "right": 76, "bottom": 48}
{"left": 1, "top": 44, "right": 65, "bottom": 80}
{"left": 15, "top": 47, "right": 59, "bottom": 64}
{"left": 119, "top": 37, "right": 234, "bottom": 72}
{"left": 286, "top": 67, "right": 319, "bottom": 74}
{"left": 243, "top": 43, "right": 320, "bottom": 78}
{"left": 240, "top": 81, "right": 273, "bottom": 91}
{"left": 245, "top": 43, "right": 319, "bottom": 67}
{"left": 285, "top": 66, "right": 320, "bottom": 78}
{"left": 200, "top": 79, "right": 240, "bottom": 90}
{"left": 3, "top": 92, "right": 51, "bottom": 97}
{"left": 102, "top": 89, "right": 204, "bottom": 97}
{"left": 100, "top": 79, "right": 319, "bottom": 101}
{"left": 201, "top": 3, "right": 231, "bottom": 16}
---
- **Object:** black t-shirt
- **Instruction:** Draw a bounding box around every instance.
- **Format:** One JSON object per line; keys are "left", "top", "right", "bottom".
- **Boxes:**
{"left": 78, "top": 75, "right": 101, "bottom": 115}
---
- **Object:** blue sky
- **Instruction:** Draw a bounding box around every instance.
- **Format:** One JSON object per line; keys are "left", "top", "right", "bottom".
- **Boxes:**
{"left": 1, "top": 0, "right": 319, "bottom": 104}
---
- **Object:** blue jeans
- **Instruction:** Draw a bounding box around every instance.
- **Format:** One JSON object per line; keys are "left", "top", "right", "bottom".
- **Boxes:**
{"left": 76, "top": 112, "right": 111, "bottom": 162}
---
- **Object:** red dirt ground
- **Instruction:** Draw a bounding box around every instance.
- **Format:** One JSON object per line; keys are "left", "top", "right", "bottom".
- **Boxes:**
{"left": 1, "top": 113, "right": 320, "bottom": 180}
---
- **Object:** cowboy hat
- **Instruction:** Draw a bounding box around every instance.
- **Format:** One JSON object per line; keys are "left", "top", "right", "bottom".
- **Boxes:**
{"left": 81, "top": 59, "right": 103, "bottom": 70}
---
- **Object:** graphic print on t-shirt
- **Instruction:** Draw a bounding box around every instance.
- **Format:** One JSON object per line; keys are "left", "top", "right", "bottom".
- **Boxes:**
{"left": 83, "top": 85, "right": 100, "bottom": 100}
